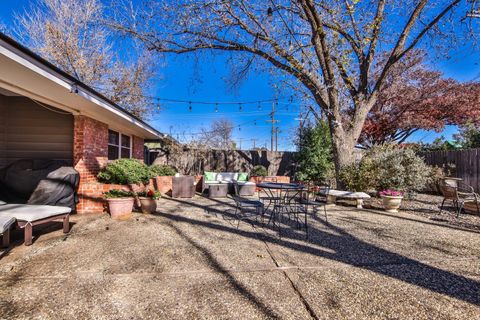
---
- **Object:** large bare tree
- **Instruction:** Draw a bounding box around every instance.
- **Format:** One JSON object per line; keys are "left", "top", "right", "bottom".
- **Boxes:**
{"left": 14, "top": 0, "right": 156, "bottom": 119}
{"left": 195, "top": 119, "right": 236, "bottom": 150}
{"left": 110, "top": 0, "right": 473, "bottom": 176}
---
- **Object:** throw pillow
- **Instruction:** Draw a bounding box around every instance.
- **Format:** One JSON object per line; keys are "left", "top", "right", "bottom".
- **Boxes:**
{"left": 204, "top": 171, "right": 217, "bottom": 182}
{"left": 237, "top": 172, "right": 248, "bottom": 182}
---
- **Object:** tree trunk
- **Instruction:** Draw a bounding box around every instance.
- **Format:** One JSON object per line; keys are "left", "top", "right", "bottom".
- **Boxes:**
{"left": 330, "top": 126, "right": 358, "bottom": 188}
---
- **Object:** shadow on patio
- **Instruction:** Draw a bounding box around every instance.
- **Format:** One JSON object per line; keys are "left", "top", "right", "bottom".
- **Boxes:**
{"left": 159, "top": 196, "right": 480, "bottom": 307}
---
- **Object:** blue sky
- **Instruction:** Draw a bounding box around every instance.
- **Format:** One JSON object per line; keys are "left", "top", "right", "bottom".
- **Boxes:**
{"left": 1, "top": 1, "right": 479, "bottom": 150}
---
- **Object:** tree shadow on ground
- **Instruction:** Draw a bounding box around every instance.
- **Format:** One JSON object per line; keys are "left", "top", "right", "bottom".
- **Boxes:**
{"left": 163, "top": 220, "right": 281, "bottom": 318}
{"left": 161, "top": 197, "right": 480, "bottom": 306}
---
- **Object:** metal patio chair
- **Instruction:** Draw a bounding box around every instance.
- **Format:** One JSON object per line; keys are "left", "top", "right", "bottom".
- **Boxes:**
{"left": 231, "top": 184, "right": 264, "bottom": 228}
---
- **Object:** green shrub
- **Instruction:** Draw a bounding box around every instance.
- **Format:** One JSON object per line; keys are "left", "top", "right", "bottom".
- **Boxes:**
{"left": 103, "top": 189, "right": 134, "bottom": 198}
{"left": 137, "top": 189, "right": 161, "bottom": 199}
{"left": 339, "top": 145, "right": 432, "bottom": 193}
{"left": 251, "top": 165, "right": 268, "bottom": 177}
{"left": 295, "top": 121, "right": 334, "bottom": 182}
{"left": 339, "top": 156, "right": 378, "bottom": 192}
{"left": 97, "top": 159, "right": 152, "bottom": 185}
{"left": 149, "top": 164, "right": 177, "bottom": 176}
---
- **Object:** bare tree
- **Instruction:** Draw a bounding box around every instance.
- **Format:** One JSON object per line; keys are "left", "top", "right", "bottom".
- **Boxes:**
{"left": 195, "top": 119, "right": 236, "bottom": 150}
{"left": 110, "top": 0, "right": 473, "bottom": 178}
{"left": 14, "top": 0, "right": 156, "bottom": 119}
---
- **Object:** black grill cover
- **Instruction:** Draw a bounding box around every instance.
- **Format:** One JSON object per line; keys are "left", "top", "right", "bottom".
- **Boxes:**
{"left": 28, "top": 167, "right": 79, "bottom": 210}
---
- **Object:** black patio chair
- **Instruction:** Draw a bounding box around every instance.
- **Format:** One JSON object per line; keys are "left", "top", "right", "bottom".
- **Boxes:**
{"left": 282, "top": 187, "right": 310, "bottom": 238}
{"left": 299, "top": 180, "right": 330, "bottom": 222}
{"left": 231, "top": 184, "right": 264, "bottom": 228}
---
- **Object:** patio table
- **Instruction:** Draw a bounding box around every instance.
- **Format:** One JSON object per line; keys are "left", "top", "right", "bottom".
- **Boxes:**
{"left": 257, "top": 182, "right": 307, "bottom": 232}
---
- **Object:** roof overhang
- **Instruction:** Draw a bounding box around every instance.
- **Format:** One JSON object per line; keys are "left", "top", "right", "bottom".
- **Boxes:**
{"left": 0, "top": 33, "right": 163, "bottom": 140}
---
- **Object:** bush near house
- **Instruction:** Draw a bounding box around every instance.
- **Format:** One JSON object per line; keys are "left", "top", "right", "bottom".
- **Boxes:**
{"left": 97, "top": 159, "right": 152, "bottom": 185}
{"left": 340, "top": 145, "right": 432, "bottom": 194}
{"left": 149, "top": 164, "right": 177, "bottom": 176}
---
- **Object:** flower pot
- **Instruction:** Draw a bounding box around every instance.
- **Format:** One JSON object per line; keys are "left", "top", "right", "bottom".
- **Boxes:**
{"left": 139, "top": 197, "right": 157, "bottom": 214}
{"left": 106, "top": 197, "right": 134, "bottom": 219}
{"left": 381, "top": 195, "right": 403, "bottom": 213}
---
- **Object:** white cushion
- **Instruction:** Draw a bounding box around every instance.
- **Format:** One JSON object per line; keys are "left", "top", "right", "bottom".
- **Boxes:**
{"left": 235, "top": 181, "right": 255, "bottom": 186}
{"left": 217, "top": 172, "right": 237, "bottom": 182}
{"left": 0, "top": 216, "right": 16, "bottom": 234}
{"left": 0, "top": 204, "right": 71, "bottom": 222}
{"left": 0, "top": 200, "right": 6, "bottom": 205}
{"left": 205, "top": 180, "right": 222, "bottom": 184}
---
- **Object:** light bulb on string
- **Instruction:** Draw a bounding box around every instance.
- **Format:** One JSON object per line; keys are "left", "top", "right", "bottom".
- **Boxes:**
{"left": 215, "top": 102, "right": 218, "bottom": 113}
{"left": 258, "top": 102, "right": 262, "bottom": 111}
{"left": 239, "top": 103, "right": 243, "bottom": 112}
{"left": 188, "top": 101, "right": 192, "bottom": 112}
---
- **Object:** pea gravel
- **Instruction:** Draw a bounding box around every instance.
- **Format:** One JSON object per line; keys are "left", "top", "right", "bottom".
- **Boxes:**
{"left": 0, "top": 195, "right": 479, "bottom": 319}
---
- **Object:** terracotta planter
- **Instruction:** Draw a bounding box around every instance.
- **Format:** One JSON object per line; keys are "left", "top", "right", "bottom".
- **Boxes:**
{"left": 381, "top": 195, "right": 403, "bottom": 213}
{"left": 139, "top": 197, "right": 157, "bottom": 214}
{"left": 155, "top": 176, "right": 174, "bottom": 194}
{"left": 106, "top": 197, "right": 134, "bottom": 219}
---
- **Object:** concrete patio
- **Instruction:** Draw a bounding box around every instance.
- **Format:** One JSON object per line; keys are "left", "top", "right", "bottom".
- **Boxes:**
{"left": 0, "top": 196, "right": 479, "bottom": 319}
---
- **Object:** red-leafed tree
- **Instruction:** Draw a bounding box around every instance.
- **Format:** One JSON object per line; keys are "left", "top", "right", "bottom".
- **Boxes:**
{"left": 360, "top": 50, "right": 480, "bottom": 147}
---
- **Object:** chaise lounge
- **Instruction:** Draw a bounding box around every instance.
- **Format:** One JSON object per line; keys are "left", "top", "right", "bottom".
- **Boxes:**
{"left": 0, "top": 202, "right": 71, "bottom": 246}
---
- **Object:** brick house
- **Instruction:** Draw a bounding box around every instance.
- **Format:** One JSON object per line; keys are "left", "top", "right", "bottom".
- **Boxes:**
{"left": 0, "top": 32, "right": 166, "bottom": 213}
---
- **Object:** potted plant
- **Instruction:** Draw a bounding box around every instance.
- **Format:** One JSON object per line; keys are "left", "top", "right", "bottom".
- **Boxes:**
{"left": 137, "top": 189, "right": 161, "bottom": 214}
{"left": 379, "top": 189, "right": 404, "bottom": 213}
{"left": 150, "top": 165, "right": 177, "bottom": 194}
{"left": 104, "top": 189, "right": 135, "bottom": 219}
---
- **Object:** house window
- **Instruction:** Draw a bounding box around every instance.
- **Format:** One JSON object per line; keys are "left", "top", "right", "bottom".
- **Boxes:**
{"left": 108, "top": 130, "right": 132, "bottom": 160}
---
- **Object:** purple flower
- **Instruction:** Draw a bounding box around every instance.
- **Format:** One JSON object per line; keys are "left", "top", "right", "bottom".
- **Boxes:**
{"left": 379, "top": 189, "right": 404, "bottom": 197}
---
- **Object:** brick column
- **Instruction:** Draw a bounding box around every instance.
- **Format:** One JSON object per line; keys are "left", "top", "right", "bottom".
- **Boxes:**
{"left": 73, "top": 115, "right": 109, "bottom": 213}
{"left": 132, "top": 135, "right": 145, "bottom": 161}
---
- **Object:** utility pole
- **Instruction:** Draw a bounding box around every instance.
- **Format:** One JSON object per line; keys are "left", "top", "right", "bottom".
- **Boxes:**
{"left": 238, "top": 138, "right": 244, "bottom": 150}
{"left": 275, "top": 127, "right": 279, "bottom": 152}
{"left": 251, "top": 139, "right": 257, "bottom": 149}
{"left": 265, "top": 101, "right": 279, "bottom": 151}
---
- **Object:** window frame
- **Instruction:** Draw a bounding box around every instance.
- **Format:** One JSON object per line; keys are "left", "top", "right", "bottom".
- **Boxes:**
{"left": 108, "top": 129, "right": 132, "bottom": 160}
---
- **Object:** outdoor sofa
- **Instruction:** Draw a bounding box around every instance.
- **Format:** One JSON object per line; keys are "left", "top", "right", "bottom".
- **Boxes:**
{"left": 202, "top": 172, "right": 256, "bottom": 196}
{"left": 0, "top": 201, "right": 71, "bottom": 246}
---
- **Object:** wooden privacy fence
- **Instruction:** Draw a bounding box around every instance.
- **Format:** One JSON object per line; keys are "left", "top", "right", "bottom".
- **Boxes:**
{"left": 421, "top": 149, "right": 480, "bottom": 192}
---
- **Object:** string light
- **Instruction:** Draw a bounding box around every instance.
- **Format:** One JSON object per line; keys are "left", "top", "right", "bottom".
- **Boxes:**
{"left": 215, "top": 102, "right": 218, "bottom": 113}
{"left": 189, "top": 101, "right": 192, "bottom": 112}
{"left": 239, "top": 103, "right": 243, "bottom": 112}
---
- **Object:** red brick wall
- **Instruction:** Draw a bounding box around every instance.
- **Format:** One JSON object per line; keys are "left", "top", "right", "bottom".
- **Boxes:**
{"left": 132, "top": 135, "right": 144, "bottom": 161}
{"left": 73, "top": 116, "right": 147, "bottom": 213}
{"left": 73, "top": 115, "right": 108, "bottom": 181}
{"left": 73, "top": 115, "right": 109, "bottom": 213}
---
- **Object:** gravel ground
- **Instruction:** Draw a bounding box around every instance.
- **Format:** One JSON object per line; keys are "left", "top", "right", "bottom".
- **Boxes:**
{"left": 0, "top": 195, "right": 479, "bottom": 319}
{"left": 365, "top": 193, "right": 480, "bottom": 231}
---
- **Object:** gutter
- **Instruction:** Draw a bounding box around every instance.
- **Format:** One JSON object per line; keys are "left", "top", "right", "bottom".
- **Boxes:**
{"left": 0, "top": 31, "right": 164, "bottom": 139}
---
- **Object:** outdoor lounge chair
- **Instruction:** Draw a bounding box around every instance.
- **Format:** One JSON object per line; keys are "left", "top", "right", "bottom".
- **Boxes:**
{"left": 0, "top": 204, "right": 71, "bottom": 246}
{"left": 0, "top": 201, "right": 16, "bottom": 247}
{"left": 440, "top": 182, "right": 479, "bottom": 217}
